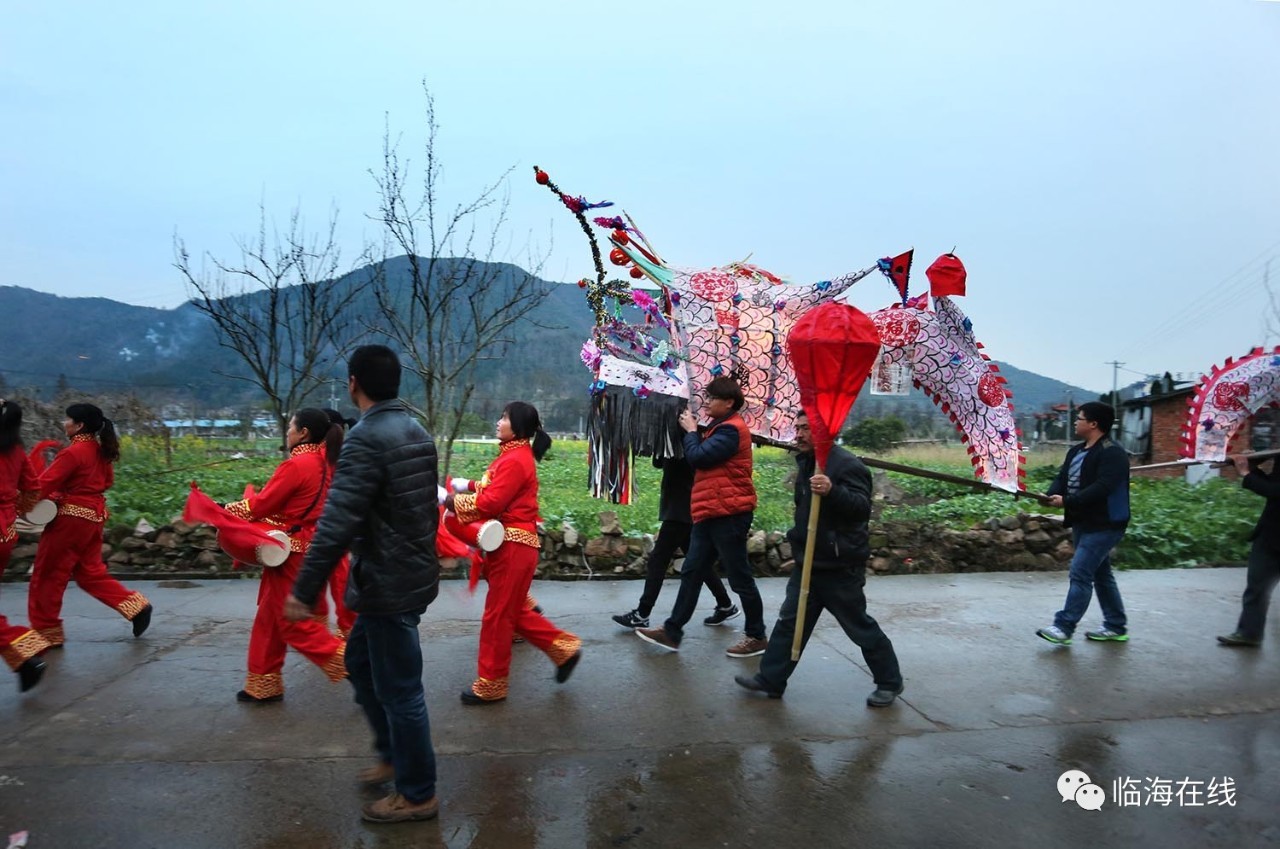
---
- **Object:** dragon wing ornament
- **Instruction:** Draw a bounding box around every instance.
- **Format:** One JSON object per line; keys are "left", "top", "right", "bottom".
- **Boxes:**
{"left": 1182, "top": 346, "right": 1280, "bottom": 462}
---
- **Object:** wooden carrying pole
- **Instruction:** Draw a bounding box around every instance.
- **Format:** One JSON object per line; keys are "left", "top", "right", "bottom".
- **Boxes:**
{"left": 859, "top": 456, "right": 1055, "bottom": 506}
{"left": 753, "top": 434, "right": 1053, "bottom": 506}
{"left": 792, "top": 466, "right": 823, "bottom": 661}
{"left": 1130, "top": 447, "right": 1280, "bottom": 473}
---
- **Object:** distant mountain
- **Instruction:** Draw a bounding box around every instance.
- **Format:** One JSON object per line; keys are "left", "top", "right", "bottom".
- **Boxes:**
{"left": 0, "top": 262, "right": 1096, "bottom": 431}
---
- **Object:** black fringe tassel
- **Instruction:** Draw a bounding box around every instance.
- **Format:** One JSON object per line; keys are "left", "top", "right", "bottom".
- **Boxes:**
{"left": 587, "top": 387, "right": 687, "bottom": 503}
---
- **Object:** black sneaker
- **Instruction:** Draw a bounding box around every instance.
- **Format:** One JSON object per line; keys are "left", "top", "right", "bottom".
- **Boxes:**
{"left": 612, "top": 609, "right": 649, "bottom": 629}
{"left": 703, "top": 604, "right": 740, "bottom": 626}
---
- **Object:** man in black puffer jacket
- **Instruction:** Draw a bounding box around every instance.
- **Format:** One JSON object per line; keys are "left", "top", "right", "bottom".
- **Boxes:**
{"left": 734, "top": 412, "right": 904, "bottom": 708}
{"left": 286, "top": 345, "right": 441, "bottom": 825}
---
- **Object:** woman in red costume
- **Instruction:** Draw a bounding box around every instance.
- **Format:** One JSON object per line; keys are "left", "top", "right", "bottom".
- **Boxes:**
{"left": 445, "top": 401, "right": 581, "bottom": 704}
{"left": 0, "top": 400, "right": 50, "bottom": 691}
{"left": 322, "top": 408, "right": 355, "bottom": 639}
{"left": 28, "top": 403, "right": 152, "bottom": 647}
{"left": 226, "top": 408, "right": 346, "bottom": 703}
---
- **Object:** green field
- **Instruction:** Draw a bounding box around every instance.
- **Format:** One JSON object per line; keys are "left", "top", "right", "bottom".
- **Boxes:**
{"left": 106, "top": 437, "right": 1258, "bottom": 569}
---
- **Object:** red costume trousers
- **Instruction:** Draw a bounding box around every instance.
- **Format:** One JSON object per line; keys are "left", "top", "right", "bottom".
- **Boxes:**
{"left": 474, "top": 543, "right": 580, "bottom": 699}
{"left": 244, "top": 552, "right": 346, "bottom": 699}
{"left": 27, "top": 516, "right": 149, "bottom": 645}
{"left": 0, "top": 538, "right": 51, "bottom": 670}
{"left": 328, "top": 554, "right": 355, "bottom": 636}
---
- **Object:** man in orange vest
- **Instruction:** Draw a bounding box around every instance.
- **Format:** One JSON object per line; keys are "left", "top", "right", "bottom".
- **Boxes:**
{"left": 636, "top": 376, "right": 767, "bottom": 657}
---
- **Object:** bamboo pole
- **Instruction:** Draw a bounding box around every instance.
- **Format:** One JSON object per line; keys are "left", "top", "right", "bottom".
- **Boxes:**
{"left": 751, "top": 434, "right": 1053, "bottom": 505}
{"left": 859, "top": 456, "right": 1054, "bottom": 506}
{"left": 791, "top": 466, "right": 822, "bottom": 661}
{"left": 1130, "top": 447, "right": 1280, "bottom": 473}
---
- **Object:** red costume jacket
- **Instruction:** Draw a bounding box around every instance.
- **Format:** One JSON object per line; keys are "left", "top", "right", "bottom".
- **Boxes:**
{"left": 226, "top": 443, "right": 329, "bottom": 553}
{"left": 39, "top": 434, "right": 112, "bottom": 523}
{"left": 453, "top": 439, "right": 540, "bottom": 549}
{"left": 0, "top": 447, "right": 40, "bottom": 543}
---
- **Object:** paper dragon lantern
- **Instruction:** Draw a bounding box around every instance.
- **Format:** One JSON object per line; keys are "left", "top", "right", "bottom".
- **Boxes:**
{"left": 533, "top": 167, "right": 1026, "bottom": 500}
{"left": 1181, "top": 346, "right": 1280, "bottom": 462}
{"left": 867, "top": 293, "right": 1023, "bottom": 492}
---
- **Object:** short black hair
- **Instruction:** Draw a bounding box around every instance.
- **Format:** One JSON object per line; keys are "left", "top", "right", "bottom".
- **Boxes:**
{"left": 1078, "top": 401, "right": 1115, "bottom": 433}
{"left": 706, "top": 375, "right": 745, "bottom": 411}
{"left": 348, "top": 345, "right": 401, "bottom": 402}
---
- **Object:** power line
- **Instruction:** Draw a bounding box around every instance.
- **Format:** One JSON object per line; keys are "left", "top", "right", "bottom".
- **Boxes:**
{"left": 1119, "top": 237, "right": 1280, "bottom": 357}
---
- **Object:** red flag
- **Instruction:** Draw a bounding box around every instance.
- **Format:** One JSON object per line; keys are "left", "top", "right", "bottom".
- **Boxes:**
{"left": 926, "top": 253, "right": 967, "bottom": 298}
{"left": 182, "top": 483, "right": 285, "bottom": 567}
{"left": 27, "top": 439, "right": 62, "bottom": 475}
{"left": 787, "top": 302, "right": 882, "bottom": 467}
{"left": 878, "top": 249, "right": 914, "bottom": 303}
{"left": 436, "top": 507, "right": 474, "bottom": 560}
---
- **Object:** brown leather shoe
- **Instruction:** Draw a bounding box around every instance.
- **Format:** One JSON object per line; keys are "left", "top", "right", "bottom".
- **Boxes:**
{"left": 725, "top": 636, "right": 767, "bottom": 658}
{"left": 635, "top": 627, "right": 680, "bottom": 652}
{"left": 361, "top": 792, "right": 439, "bottom": 823}
{"left": 356, "top": 761, "right": 395, "bottom": 787}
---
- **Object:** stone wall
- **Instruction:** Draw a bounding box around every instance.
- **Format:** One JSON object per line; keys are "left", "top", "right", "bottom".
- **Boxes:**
{"left": 2, "top": 511, "right": 1074, "bottom": 582}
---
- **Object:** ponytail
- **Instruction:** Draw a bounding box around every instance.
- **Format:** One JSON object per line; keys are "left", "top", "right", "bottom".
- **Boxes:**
{"left": 99, "top": 418, "right": 120, "bottom": 462}
{"left": 323, "top": 422, "right": 344, "bottom": 468}
{"left": 0, "top": 399, "right": 23, "bottom": 453}
{"left": 531, "top": 428, "right": 552, "bottom": 463}
{"left": 322, "top": 408, "right": 347, "bottom": 469}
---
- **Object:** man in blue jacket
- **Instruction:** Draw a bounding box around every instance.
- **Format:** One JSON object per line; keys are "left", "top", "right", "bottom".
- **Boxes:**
{"left": 1217, "top": 452, "right": 1280, "bottom": 647}
{"left": 733, "top": 413, "right": 904, "bottom": 707}
{"left": 1037, "top": 401, "right": 1130, "bottom": 646}
{"left": 286, "top": 345, "right": 441, "bottom": 824}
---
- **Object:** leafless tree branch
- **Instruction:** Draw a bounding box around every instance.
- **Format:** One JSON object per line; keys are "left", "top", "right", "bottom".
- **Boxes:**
{"left": 366, "top": 81, "right": 552, "bottom": 473}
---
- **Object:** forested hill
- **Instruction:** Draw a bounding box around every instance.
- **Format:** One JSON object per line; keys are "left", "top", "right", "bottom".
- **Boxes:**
{"left": 0, "top": 261, "right": 1098, "bottom": 428}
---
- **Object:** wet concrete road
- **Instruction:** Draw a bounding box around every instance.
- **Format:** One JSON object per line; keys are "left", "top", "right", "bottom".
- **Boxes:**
{"left": 0, "top": 570, "right": 1276, "bottom": 848}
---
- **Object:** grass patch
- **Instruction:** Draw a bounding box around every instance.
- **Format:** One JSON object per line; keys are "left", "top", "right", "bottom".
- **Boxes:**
{"left": 106, "top": 437, "right": 1259, "bottom": 567}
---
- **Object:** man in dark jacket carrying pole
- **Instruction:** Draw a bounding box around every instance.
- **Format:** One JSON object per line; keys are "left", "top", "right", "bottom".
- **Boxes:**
{"left": 1037, "top": 401, "right": 1130, "bottom": 646}
{"left": 285, "top": 345, "right": 441, "bottom": 824}
{"left": 734, "top": 412, "right": 904, "bottom": 707}
{"left": 1217, "top": 452, "right": 1280, "bottom": 647}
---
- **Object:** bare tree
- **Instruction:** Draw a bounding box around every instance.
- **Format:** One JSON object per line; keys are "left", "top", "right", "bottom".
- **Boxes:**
{"left": 369, "top": 82, "right": 553, "bottom": 472}
{"left": 175, "top": 204, "right": 371, "bottom": 440}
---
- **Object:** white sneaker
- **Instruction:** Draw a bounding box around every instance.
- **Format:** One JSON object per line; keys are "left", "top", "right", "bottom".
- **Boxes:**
{"left": 1036, "top": 625, "right": 1072, "bottom": 645}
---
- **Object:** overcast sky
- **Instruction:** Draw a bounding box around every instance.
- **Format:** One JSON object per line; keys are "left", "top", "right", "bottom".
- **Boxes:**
{"left": 2, "top": 0, "right": 1278, "bottom": 393}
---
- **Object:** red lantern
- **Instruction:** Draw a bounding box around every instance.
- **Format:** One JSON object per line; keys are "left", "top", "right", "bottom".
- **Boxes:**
{"left": 612, "top": 229, "right": 629, "bottom": 245}
{"left": 787, "top": 302, "right": 881, "bottom": 468}
{"left": 609, "top": 248, "right": 629, "bottom": 266}
{"left": 577, "top": 279, "right": 588, "bottom": 289}
{"left": 535, "top": 170, "right": 549, "bottom": 185}
{"left": 629, "top": 267, "right": 644, "bottom": 279}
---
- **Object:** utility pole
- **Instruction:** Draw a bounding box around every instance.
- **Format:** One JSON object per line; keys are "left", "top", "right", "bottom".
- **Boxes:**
{"left": 1105, "top": 361, "right": 1124, "bottom": 406}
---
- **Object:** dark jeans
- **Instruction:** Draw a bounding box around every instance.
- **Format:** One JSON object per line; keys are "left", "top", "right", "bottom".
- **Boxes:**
{"left": 636, "top": 520, "right": 731, "bottom": 617}
{"left": 1236, "top": 539, "right": 1280, "bottom": 640}
{"left": 664, "top": 512, "right": 764, "bottom": 641}
{"left": 1054, "top": 527, "right": 1127, "bottom": 636}
{"left": 757, "top": 565, "right": 902, "bottom": 694}
{"left": 345, "top": 610, "right": 436, "bottom": 803}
